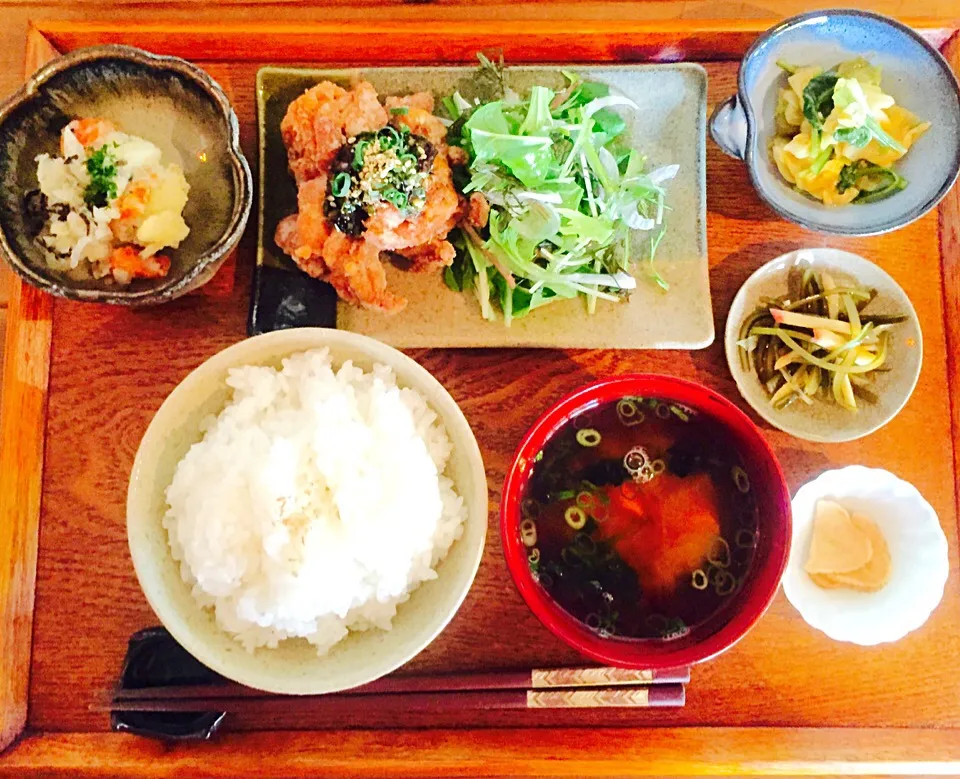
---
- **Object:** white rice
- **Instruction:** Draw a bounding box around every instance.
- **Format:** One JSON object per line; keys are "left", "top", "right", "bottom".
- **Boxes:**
{"left": 163, "top": 348, "right": 467, "bottom": 655}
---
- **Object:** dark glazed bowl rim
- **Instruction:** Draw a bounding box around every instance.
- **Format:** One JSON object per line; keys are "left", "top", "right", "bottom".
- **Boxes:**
{"left": 0, "top": 44, "right": 253, "bottom": 304}
{"left": 736, "top": 9, "right": 960, "bottom": 237}
{"left": 500, "top": 374, "right": 792, "bottom": 669}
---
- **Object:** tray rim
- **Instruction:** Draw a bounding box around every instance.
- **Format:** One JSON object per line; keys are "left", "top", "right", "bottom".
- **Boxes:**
{"left": 254, "top": 61, "right": 712, "bottom": 349}
{"left": 1, "top": 16, "right": 959, "bottom": 776}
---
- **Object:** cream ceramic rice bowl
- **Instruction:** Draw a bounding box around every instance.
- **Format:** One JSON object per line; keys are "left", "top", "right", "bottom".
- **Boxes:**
{"left": 127, "top": 328, "right": 488, "bottom": 694}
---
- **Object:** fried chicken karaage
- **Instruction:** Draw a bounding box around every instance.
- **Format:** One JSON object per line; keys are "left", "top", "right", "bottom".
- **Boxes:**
{"left": 275, "top": 81, "right": 462, "bottom": 312}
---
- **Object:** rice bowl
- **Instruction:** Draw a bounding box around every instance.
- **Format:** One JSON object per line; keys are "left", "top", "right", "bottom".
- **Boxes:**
{"left": 127, "top": 329, "right": 487, "bottom": 694}
{"left": 164, "top": 349, "right": 467, "bottom": 655}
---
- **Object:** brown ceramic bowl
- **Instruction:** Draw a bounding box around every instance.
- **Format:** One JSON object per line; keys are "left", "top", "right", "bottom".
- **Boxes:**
{"left": 0, "top": 45, "right": 252, "bottom": 305}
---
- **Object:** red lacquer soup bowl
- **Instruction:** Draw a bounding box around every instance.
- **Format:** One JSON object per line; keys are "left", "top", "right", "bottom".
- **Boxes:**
{"left": 500, "top": 374, "right": 791, "bottom": 669}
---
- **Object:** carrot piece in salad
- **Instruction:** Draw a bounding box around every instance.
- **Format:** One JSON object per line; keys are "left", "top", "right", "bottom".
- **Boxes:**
{"left": 108, "top": 245, "right": 171, "bottom": 283}
{"left": 64, "top": 118, "right": 116, "bottom": 149}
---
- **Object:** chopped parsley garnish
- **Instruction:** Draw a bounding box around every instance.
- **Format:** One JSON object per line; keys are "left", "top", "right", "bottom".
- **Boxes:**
{"left": 325, "top": 127, "right": 436, "bottom": 236}
{"left": 83, "top": 144, "right": 119, "bottom": 208}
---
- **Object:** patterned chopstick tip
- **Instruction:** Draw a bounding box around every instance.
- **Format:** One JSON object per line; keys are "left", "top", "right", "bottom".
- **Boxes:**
{"left": 527, "top": 688, "right": 650, "bottom": 708}
{"left": 531, "top": 667, "right": 654, "bottom": 688}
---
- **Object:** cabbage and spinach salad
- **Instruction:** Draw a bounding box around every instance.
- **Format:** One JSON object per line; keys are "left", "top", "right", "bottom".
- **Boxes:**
{"left": 442, "top": 56, "right": 678, "bottom": 324}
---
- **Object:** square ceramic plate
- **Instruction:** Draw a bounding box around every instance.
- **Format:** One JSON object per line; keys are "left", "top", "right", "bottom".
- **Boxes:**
{"left": 254, "top": 65, "right": 711, "bottom": 349}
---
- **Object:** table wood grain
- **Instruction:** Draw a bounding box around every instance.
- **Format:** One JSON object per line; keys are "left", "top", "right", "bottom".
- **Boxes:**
{"left": 1, "top": 7, "right": 960, "bottom": 776}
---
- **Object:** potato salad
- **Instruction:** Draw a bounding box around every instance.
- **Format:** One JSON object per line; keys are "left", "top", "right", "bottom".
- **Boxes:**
{"left": 26, "top": 118, "right": 190, "bottom": 283}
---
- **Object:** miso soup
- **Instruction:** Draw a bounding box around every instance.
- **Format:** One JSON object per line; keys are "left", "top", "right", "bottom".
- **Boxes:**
{"left": 519, "top": 396, "right": 759, "bottom": 641}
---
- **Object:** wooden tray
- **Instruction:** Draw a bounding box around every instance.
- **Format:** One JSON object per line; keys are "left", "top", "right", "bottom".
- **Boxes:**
{"left": 2, "top": 14, "right": 960, "bottom": 777}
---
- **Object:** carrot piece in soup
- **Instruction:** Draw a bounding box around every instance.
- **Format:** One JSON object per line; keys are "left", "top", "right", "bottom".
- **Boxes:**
{"left": 599, "top": 472, "right": 721, "bottom": 596}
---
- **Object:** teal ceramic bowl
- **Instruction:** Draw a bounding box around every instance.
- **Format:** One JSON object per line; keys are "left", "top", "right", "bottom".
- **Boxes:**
{"left": 710, "top": 10, "right": 960, "bottom": 236}
{"left": 0, "top": 45, "right": 252, "bottom": 304}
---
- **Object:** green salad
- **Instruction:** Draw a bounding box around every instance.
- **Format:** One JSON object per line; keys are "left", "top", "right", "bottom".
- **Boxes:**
{"left": 442, "top": 56, "right": 678, "bottom": 324}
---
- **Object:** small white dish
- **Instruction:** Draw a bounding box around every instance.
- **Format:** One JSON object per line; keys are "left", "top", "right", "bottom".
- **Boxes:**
{"left": 783, "top": 466, "right": 948, "bottom": 646}
{"left": 725, "top": 247, "right": 922, "bottom": 443}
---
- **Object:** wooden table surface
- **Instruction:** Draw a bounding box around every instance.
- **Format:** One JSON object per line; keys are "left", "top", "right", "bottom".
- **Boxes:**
{"left": 2, "top": 3, "right": 960, "bottom": 777}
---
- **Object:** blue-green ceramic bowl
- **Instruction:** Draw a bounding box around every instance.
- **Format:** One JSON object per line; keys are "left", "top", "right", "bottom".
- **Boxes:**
{"left": 710, "top": 10, "right": 960, "bottom": 236}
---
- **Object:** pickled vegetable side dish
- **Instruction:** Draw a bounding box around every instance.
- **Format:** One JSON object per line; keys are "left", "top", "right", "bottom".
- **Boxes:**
{"left": 771, "top": 57, "right": 930, "bottom": 205}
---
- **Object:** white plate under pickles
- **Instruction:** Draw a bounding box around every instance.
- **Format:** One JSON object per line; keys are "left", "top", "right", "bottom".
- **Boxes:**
{"left": 724, "top": 248, "right": 922, "bottom": 443}
{"left": 783, "top": 466, "right": 948, "bottom": 646}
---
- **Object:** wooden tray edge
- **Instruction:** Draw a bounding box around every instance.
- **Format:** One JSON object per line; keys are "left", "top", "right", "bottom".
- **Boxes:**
{"left": 33, "top": 18, "right": 958, "bottom": 65}
{"left": 0, "top": 25, "right": 58, "bottom": 754}
{"left": 2, "top": 17, "right": 960, "bottom": 776}
{"left": 4, "top": 727, "right": 960, "bottom": 777}
{"left": 940, "top": 33, "right": 960, "bottom": 616}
